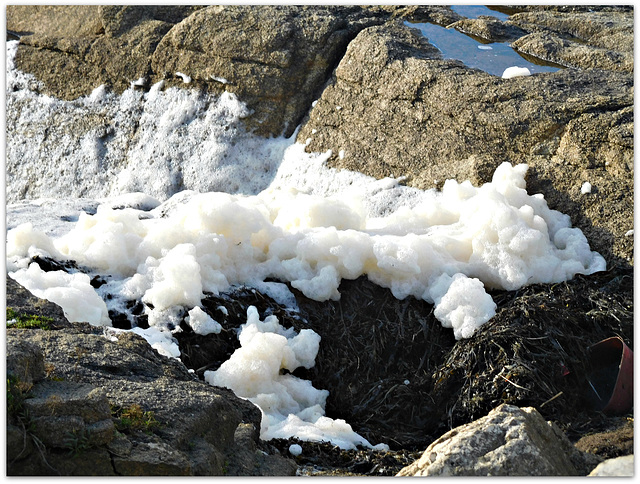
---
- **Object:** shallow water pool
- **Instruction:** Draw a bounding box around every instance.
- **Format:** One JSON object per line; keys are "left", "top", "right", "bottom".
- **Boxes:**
{"left": 408, "top": 5, "right": 562, "bottom": 77}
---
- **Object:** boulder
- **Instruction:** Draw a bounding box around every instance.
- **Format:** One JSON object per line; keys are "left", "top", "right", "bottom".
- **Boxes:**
{"left": 151, "top": 5, "right": 385, "bottom": 136}
{"left": 6, "top": 277, "right": 67, "bottom": 324}
{"left": 508, "top": 9, "right": 634, "bottom": 55}
{"left": 23, "top": 381, "right": 115, "bottom": 449}
{"left": 6, "top": 293, "right": 295, "bottom": 476}
{"left": 6, "top": 338, "right": 44, "bottom": 385}
{"left": 450, "top": 16, "right": 528, "bottom": 42}
{"left": 296, "top": 19, "right": 633, "bottom": 265}
{"left": 512, "top": 32, "right": 633, "bottom": 72}
{"left": 397, "top": 404, "right": 592, "bottom": 476}
{"left": 8, "top": 5, "right": 386, "bottom": 138}
{"left": 588, "top": 455, "right": 634, "bottom": 477}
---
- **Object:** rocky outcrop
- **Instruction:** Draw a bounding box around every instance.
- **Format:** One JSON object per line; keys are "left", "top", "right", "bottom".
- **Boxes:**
{"left": 448, "top": 8, "right": 634, "bottom": 72}
{"left": 296, "top": 18, "right": 633, "bottom": 265}
{"left": 6, "top": 282, "right": 296, "bottom": 476}
{"left": 4, "top": 5, "right": 635, "bottom": 474}
{"left": 9, "top": 6, "right": 202, "bottom": 99}
{"left": 397, "top": 404, "right": 601, "bottom": 476}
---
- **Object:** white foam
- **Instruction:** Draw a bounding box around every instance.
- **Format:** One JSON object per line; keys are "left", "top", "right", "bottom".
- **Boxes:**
{"left": 6, "top": 41, "right": 292, "bottom": 203}
{"left": 7, "top": 160, "right": 605, "bottom": 341}
{"left": 187, "top": 306, "right": 222, "bottom": 335}
{"left": 502, "top": 66, "right": 531, "bottom": 79}
{"left": 6, "top": 38, "right": 608, "bottom": 451}
{"left": 175, "top": 72, "right": 192, "bottom": 84}
{"left": 581, "top": 181, "right": 592, "bottom": 194}
{"left": 204, "top": 306, "right": 386, "bottom": 450}
{"left": 9, "top": 263, "right": 110, "bottom": 326}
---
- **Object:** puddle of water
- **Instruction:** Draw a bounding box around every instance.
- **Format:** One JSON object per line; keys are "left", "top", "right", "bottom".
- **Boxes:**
{"left": 408, "top": 18, "right": 562, "bottom": 77}
{"left": 450, "top": 5, "right": 510, "bottom": 22}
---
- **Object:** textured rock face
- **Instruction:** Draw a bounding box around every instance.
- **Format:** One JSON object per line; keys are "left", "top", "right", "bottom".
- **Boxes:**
{"left": 296, "top": 19, "right": 634, "bottom": 265}
{"left": 6, "top": 296, "right": 296, "bottom": 476}
{"left": 588, "top": 455, "right": 634, "bottom": 477}
{"left": 150, "top": 5, "right": 385, "bottom": 137}
{"left": 7, "top": 5, "right": 385, "bottom": 138}
{"left": 508, "top": 9, "right": 634, "bottom": 68}
{"left": 397, "top": 404, "right": 591, "bottom": 476}
{"left": 8, "top": 6, "right": 201, "bottom": 99}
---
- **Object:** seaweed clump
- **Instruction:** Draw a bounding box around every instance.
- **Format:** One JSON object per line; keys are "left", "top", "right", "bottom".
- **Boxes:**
{"left": 294, "top": 265, "right": 633, "bottom": 449}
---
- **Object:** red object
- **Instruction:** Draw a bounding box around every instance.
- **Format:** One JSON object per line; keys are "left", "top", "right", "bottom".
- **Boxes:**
{"left": 588, "top": 336, "right": 633, "bottom": 414}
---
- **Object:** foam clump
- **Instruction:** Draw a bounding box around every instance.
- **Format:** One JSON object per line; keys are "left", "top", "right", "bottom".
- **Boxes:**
{"left": 105, "top": 326, "right": 180, "bottom": 359}
{"left": 428, "top": 273, "right": 496, "bottom": 339}
{"left": 9, "top": 262, "right": 110, "bottom": 326}
{"left": 186, "top": 306, "right": 222, "bottom": 335}
{"left": 502, "top": 66, "right": 531, "bottom": 79}
{"left": 204, "top": 307, "right": 386, "bottom": 450}
{"left": 7, "top": 160, "right": 605, "bottom": 341}
{"left": 289, "top": 444, "right": 303, "bottom": 456}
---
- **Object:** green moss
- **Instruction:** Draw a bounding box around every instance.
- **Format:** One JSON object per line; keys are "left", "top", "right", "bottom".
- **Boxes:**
{"left": 6, "top": 308, "right": 54, "bottom": 330}
{"left": 112, "top": 404, "right": 160, "bottom": 434}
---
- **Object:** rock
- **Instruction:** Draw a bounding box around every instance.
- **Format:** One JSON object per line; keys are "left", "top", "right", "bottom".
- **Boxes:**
{"left": 151, "top": 5, "right": 385, "bottom": 137}
{"left": 7, "top": 5, "right": 103, "bottom": 38}
{"left": 574, "top": 419, "right": 634, "bottom": 460}
{"left": 99, "top": 5, "right": 202, "bottom": 37}
{"left": 226, "top": 423, "right": 297, "bottom": 476}
{"left": 504, "top": 8, "right": 633, "bottom": 72}
{"left": 588, "top": 455, "right": 634, "bottom": 477}
{"left": 6, "top": 423, "right": 35, "bottom": 463}
{"left": 450, "top": 16, "right": 528, "bottom": 42}
{"left": 6, "top": 277, "right": 68, "bottom": 325}
{"left": 297, "top": 19, "right": 633, "bottom": 265}
{"left": 8, "top": 5, "right": 386, "bottom": 138}
{"left": 112, "top": 441, "right": 192, "bottom": 476}
{"left": 47, "top": 448, "right": 116, "bottom": 476}
{"left": 508, "top": 9, "right": 634, "bottom": 55}
{"left": 397, "top": 404, "right": 588, "bottom": 476}
{"left": 22, "top": 380, "right": 114, "bottom": 449}
{"left": 5, "top": 283, "right": 295, "bottom": 476}
{"left": 401, "top": 5, "right": 464, "bottom": 27}
{"left": 6, "top": 338, "right": 45, "bottom": 385}
{"left": 8, "top": 5, "right": 200, "bottom": 99}
{"left": 512, "top": 32, "right": 633, "bottom": 72}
